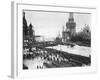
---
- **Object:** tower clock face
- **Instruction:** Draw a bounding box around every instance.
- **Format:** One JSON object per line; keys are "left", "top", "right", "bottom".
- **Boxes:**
{"left": 66, "top": 23, "right": 76, "bottom": 30}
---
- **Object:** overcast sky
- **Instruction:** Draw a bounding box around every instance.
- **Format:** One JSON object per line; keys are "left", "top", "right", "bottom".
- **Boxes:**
{"left": 24, "top": 10, "right": 91, "bottom": 40}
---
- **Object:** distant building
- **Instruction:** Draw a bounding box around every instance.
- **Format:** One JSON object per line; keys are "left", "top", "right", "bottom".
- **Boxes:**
{"left": 62, "top": 12, "right": 76, "bottom": 42}
{"left": 55, "top": 32, "right": 62, "bottom": 43}
{"left": 23, "top": 11, "right": 45, "bottom": 49}
{"left": 35, "top": 36, "right": 44, "bottom": 42}
{"left": 23, "top": 12, "right": 36, "bottom": 48}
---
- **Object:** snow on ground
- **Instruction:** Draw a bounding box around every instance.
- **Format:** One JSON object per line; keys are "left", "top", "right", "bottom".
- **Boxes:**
{"left": 47, "top": 45, "right": 91, "bottom": 57}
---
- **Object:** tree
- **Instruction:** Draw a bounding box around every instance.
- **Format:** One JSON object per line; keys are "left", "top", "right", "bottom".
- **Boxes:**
{"left": 70, "top": 25, "right": 91, "bottom": 46}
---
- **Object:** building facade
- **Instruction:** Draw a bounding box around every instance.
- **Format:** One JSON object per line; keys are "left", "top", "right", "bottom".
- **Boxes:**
{"left": 62, "top": 12, "right": 76, "bottom": 42}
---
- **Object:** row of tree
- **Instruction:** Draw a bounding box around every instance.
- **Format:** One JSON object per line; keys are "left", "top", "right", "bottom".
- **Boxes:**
{"left": 70, "top": 25, "right": 91, "bottom": 47}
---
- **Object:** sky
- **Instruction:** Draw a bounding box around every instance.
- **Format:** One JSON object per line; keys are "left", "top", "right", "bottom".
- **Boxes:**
{"left": 24, "top": 10, "right": 91, "bottom": 40}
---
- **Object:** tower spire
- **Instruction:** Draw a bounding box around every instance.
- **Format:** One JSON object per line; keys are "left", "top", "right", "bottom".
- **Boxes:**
{"left": 23, "top": 11, "right": 25, "bottom": 18}
{"left": 69, "top": 12, "right": 73, "bottom": 19}
{"left": 63, "top": 26, "right": 65, "bottom": 32}
{"left": 69, "top": 12, "right": 74, "bottom": 22}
